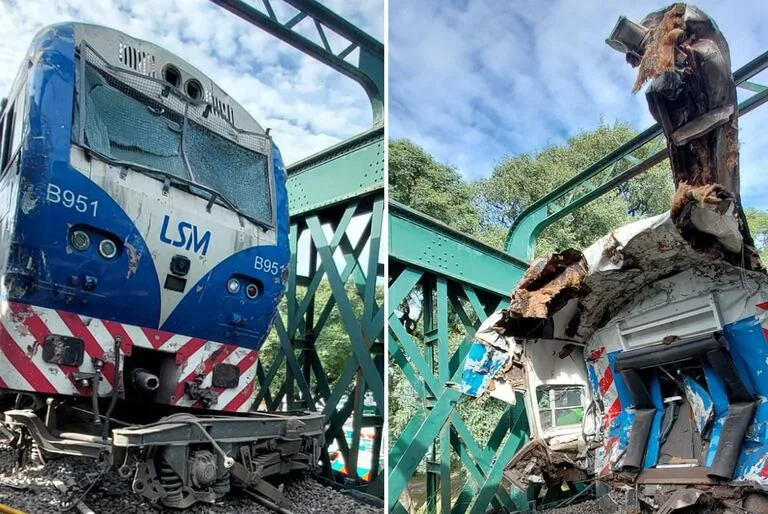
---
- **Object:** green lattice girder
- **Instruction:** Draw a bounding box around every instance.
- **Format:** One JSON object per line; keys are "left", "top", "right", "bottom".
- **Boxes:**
{"left": 256, "top": 193, "right": 384, "bottom": 493}
{"left": 288, "top": 127, "right": 384, "bottom": 216}
{"left": 505, "top": 50, "right": 768, "bottom": 261}
{"left": 387, "top": 262, "right": 530, "bottom": 513}
{"left": 389, "top": 201, "right": 527, "bottom": 297}
{"left": 210, "top": 0, "right": 384, "bottom": 124}
{"left": 255, "top": 129, "right": 384, "bottom": 494}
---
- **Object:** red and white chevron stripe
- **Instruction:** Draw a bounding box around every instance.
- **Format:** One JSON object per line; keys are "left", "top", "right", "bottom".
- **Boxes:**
{"left": 758, "top": 301, "right": 768, "bottom": 337}
{"left": 0, "top": 301, "right": 258, "bottom": 412}
{"left": 587, "top": 346, "right": 624, "bottom": 476}
{"left": 588, "top": 346, "right": 622, "bottom": 430}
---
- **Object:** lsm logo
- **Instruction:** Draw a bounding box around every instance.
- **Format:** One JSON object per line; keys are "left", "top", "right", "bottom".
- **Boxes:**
{"left": 160, "top": 215, "right": 211, "bottom": 256}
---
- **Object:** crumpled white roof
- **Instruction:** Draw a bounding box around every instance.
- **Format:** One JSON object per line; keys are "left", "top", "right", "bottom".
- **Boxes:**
{"left": 561, "top": 211, "right": 765, "bottom": 342}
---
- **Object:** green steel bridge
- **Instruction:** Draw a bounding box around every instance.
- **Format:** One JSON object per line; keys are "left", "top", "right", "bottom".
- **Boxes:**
{"left": 208, "top": 1, "right": 768, "bottom": 511}
{"left": 388, "top": 51, "right": 768, "bottom": 513}
{"left": 210, "top": 0, "right": 385, "bottom": 499}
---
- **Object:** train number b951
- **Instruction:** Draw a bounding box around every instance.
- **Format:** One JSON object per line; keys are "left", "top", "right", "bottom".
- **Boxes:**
{"left": 46, "top": 183, "right": 99, "bottom": 216}
{"left": 254, "top": 256, "right": 279, "bottom": 275}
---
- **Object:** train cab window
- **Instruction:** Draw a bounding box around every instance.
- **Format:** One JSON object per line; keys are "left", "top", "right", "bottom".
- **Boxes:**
{"left": 10, "top": 89, "right": 25, "bottom": 160}
{"left": 536, "top": 386, "right": 584, "bottom": 430}
{"left": 0, "top": 105, "right": 13, "bottom": 172}
{"left": 81, "top": 64, "right": 188, "bottom": 179}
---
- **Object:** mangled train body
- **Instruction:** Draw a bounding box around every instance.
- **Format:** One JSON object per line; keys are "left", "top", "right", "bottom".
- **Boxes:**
{"left": 463, "top": 213, "right": 768, "bottom": 510}
{"left": 460, "top": 4, "right": 768, "bottom": 510}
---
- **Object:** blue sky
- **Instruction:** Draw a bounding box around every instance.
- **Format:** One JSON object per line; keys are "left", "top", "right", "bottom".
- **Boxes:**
{"left": 389, "top": 0, "right": 768, "bottom": 210}
{"left": 0, "top": 0, "right": 382, "bottom": 164}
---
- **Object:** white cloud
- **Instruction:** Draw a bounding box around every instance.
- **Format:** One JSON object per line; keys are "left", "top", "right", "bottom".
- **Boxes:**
{"left": 0, "top": 0, "right": 383, "bottom": 164}
{"left": 389, "top": 0, "right": 768, "bottom": 209}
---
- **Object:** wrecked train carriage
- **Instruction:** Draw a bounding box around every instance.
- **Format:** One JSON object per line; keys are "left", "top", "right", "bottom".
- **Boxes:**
{"left": 458, "top": 5, "right": 768, "bottom": 508}
{"left": 462, "top": 212, "right": 768, "bottom": 509}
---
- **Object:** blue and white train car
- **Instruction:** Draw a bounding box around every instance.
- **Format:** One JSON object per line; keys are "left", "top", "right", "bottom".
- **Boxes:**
{"left": 461, "top": 213, "right": 768, "bottom": 510}
{"left": 0, "top": 24, "right": 327, "bottom": 509}
{"left": 0, "top": 22, "right": 290, "bottom": 414}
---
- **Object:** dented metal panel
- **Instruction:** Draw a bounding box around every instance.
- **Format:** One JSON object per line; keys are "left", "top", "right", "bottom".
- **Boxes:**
{"left": 680, "top": 373, "right": 713, "bottom": 434}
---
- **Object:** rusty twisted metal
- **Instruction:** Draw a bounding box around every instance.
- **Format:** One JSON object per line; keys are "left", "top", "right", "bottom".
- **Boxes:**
{"left": 608, "top": 3, "right": 762, "bottom": 270}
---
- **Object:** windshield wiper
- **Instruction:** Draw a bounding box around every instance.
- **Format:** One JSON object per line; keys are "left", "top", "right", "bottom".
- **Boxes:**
{"left": 79, "top": 145, "right": 269, "bottom": 229}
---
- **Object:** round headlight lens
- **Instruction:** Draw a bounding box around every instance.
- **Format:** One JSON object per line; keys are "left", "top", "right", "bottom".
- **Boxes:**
{"left": 98, "top": 239, "right": 117, "bottom": 259}
{"left": 227, "top": 278, "right": 240, "bottom": 294}
{"left": 245, "top": 283, "right": 259, "bottom": 299}
{"left": 70, "top": 230, "right": 90, "bottom": 251}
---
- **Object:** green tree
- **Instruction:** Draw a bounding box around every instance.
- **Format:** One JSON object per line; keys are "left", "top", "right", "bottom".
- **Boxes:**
{"left": 746, "top": 207, "right": 768, "bottom": 263}
{"left": 259, "top": 279, "right": 383, "bottom": 405}
{"left": 389, "top": 139, "right": 481, "bottom": 234}
{"left": 475, "top": 122, "right": 674, "bottom": 256}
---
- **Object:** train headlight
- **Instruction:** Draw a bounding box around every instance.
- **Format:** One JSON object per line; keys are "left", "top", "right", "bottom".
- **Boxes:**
{"left": 98, "top": 239, "right": 117, "bottom": 259}
{"left": 70, "top": 230, "right": 90, "bottom": 251}
{"left": 245, "top": 283, "right": 259, "bottom": 299}
{"left": 227, "top": 278, "right": 240, "bottom": 294}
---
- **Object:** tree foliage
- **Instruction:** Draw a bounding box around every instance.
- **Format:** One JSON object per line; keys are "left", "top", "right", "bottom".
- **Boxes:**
{"left": 389, "top": 139, "right": 481, "bottom": 234}
{"left": 475, "top": 122, "right": 674, "bottom": 256}
{"left": 746, "top": 207, "right": 768, "bottom": 264}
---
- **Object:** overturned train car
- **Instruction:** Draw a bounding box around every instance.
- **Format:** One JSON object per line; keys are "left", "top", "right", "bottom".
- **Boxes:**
{"left": 0, "top": 23, "right": 322, "bottom": 509}
{"left": 463, "top": 213, "right": 768, "bottom": 511}
{"left": 461, "top": 4, "right": 768, "bottom": 510}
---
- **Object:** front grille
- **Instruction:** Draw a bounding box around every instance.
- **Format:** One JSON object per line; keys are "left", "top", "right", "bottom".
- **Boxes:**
{"left": 118, "top": 43, "right": 156, "bottom": 77}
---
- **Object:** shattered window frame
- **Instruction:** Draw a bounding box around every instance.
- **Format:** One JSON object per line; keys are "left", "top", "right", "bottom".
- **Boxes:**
{"left": 73, "top": 42, "right": 276, "bottom": 227}
{"left": 0, "top": 79, "right": 26, "bottom": 174}
{"left": 536, "top": 386, "right": 584, "bottom": 431}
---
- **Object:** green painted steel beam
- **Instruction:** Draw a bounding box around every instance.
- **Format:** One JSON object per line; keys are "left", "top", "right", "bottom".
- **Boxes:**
{"left": 389, "top": 201, "right": 527, "bottom": 296}
{"left": 469, "top": 405, "right": 528, "bottom": 514}
{"left": 209, "top": 0, "right": 384, "bottom": 124}
{"left": 387, "top": 387, "right": 462, "bottom": 509}
{"left": 307, "top": 215, "right": 384, "bottom": 404}
{"left": 505, "top": 50, "right": 768, "bottom": 262}
{"left": 388, "top": 265, "right": 532, "bottom": 513}
{"left": 258, "top": 194, "right": 384, "bottom": 492}
{"left": 287, "top": 127, "right": 384, "bottom": 217}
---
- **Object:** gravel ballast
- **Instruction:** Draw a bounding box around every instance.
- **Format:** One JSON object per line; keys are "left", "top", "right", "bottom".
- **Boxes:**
{"left": 0, "top": 443, "right": 381, "bottom": 513}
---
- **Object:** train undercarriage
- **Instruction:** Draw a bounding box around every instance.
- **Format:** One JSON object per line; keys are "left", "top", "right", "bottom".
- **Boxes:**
{"left": 0, "top": 394, "right": 324, "bottom": 510}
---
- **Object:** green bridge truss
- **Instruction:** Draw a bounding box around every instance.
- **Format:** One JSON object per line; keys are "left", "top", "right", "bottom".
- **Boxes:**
{"left": 211, "top": 0, "right": 385, "bottom": 497}
{"left": 388, "top": 51, "right": 768, "bottom": 513}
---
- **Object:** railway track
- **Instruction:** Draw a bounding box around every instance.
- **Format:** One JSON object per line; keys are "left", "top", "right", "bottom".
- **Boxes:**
{"left": 0, "top": 443, "right": 381, "bottom": 514}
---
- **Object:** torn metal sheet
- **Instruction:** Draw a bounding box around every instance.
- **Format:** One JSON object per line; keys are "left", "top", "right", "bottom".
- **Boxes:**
{"left": 656, "top": 487, "right": 706, "bottom": 514}
{"left": 460, "top": 311, "right": 518, "bottom": 397}
{"left": 680, "top": 373, "right": 713, "bottom": 434}
{"left": 460, "top": 342, "right": 509, "bottom": 397}
{"left": 475, "top": 310, "right": 516, "bottom": 352}
{"left": 502, "top": 438, "right": 587, "bottom": 491}
{"left": 607, "top": 3, "right": 761, "bottom": 269}
{"left": 577, "top": 212, "right": 768, "bottom": 342}
{"left": 672, "top": 184, "right": 742, "bottom": 254}
{"left": 498, "top": 211, "right": 768, "bottom": 345}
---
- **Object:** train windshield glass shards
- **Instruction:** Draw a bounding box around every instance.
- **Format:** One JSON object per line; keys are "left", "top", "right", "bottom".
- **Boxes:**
{"left": 76, "top": 46, "right": 273, "bottom": 225}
